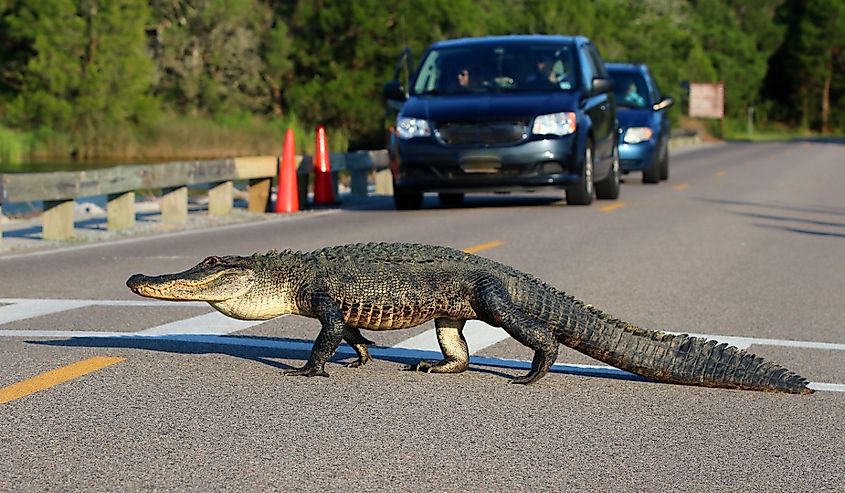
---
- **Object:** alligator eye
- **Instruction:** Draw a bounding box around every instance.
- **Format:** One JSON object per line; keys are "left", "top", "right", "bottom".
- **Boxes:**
{"left": 203, "top": 256, "right": 222, "bottom": 266}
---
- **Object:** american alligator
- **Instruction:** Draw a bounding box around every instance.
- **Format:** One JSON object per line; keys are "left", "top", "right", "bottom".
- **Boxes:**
{"left": 126, "top": 242, "right": 813, "bottom": 394}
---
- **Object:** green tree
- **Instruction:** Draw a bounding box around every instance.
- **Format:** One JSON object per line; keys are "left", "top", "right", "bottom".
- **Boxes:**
{"left": 148, "top": 0, "right": 271, "bottom": 116}
{"left": 5, "top": 0, "right": 155, "bottom": 154}
{"left": 798, "top": 0, "right": 845, "bottom": 132}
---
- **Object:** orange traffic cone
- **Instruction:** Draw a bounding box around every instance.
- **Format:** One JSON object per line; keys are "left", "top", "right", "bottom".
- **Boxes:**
{"left": 274, "top": 128, "right": 299, "bottom": 213}
{"left": 313, "top": 125, "right": 336, "bottom": 205}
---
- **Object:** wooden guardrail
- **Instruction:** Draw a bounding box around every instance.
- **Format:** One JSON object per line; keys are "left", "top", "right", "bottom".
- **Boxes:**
{"left": 0, "top": 150, "right": 390, "bottom": 242}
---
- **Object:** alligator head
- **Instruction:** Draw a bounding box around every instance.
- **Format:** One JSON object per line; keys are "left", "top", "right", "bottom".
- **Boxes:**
{"left": 126, "top": 255, "right": 256, "bottom": 302}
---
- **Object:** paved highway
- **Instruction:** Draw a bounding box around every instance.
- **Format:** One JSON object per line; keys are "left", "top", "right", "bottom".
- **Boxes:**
{"left": 1, "top": 140, "right": 843, "bottom": 491}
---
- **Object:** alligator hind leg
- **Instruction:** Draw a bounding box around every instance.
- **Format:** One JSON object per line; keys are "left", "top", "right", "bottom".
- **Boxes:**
{"left": 405, "top": 318, "right": 469, "bottom": 374}
{"left": 472, "top": 276, "right": 559, "bottom": 385}
{"left": 344, "top": 326, "right": 374, "bottom": 368}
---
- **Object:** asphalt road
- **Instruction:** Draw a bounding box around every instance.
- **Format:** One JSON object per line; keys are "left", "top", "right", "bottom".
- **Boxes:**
{"left": 1, "top": 140, "right": 844, "bottom": 492}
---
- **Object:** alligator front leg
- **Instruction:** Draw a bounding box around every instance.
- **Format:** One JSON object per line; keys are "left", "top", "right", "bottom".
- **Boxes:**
{"left": 405, "top": 318, "right": 469, "bottom": 374}
{"left": 344, "top": 326, "right": 374, "bottom": 368}
{"left": 285, "top": 293, "right": 345, "bottom": 378}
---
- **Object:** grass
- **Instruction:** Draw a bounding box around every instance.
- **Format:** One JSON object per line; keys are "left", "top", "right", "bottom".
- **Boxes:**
{"left": 0, "top": 126, "right": 29, "bottom": 165}
{"left": 3, "top": 113, "right": 351, "bottom": 166}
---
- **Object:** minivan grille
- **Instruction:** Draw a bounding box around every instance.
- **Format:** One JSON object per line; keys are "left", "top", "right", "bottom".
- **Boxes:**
{"left": 435, "top": 121, "right": 529, "bottom": 146}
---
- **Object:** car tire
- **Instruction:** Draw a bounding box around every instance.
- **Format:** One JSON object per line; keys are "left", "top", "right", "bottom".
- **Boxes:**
{"left": 393, "top": 186, "right": 423, "bottom": 210}
{"left": 659, "top": 148, "right": 669, "bottom": 181}
{"left": 642, "top": 157, "right": 660, "bottom": 184}
{"left": 595, "top": 143, "right": 621, "bottom": 200}
{"left": 566, "top": 141, "right": 594, "bottom": 206}
{"left": 438, "top": 192, "right": 464, "bottom": 207}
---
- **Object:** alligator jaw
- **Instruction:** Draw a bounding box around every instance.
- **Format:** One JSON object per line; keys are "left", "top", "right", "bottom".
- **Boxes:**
{"left": 126, "top": 256, "right": 256, "bottom": 302}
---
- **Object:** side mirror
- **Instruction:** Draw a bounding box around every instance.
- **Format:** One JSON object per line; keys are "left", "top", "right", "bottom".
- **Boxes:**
{"left": 591, "top": 77, "right": 614, "bottom": 95}
{"left": 652, "top": 97, "right": 674, "bottom": 111}
{"left": 383, "top": 80, "right": 407, "bottom": 102}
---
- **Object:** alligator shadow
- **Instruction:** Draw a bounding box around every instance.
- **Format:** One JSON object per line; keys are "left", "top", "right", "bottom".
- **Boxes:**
{"left": 26, "top": 334, "right": 519, "bottom": 380}
{"left": 28, "top": 334, "right": 645, "bottom": 383}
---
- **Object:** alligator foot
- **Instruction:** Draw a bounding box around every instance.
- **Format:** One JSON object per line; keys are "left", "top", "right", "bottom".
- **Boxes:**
{"left": 402, "top": 358, "right": 468, "bottom": 374}
{"left": 345, "top": 354, "right": 372, "bottom": 368}
{"left": 509, "top": 373, "right": 542, "bottom": 385}
{"left": 403, "top": 360, "right": 437, "bottom": 373}
{"left": 508, "top": 349, "right": 556, "bottom": 385}
{"left": 284, "top": 365, "right": 330, "bottom": 377}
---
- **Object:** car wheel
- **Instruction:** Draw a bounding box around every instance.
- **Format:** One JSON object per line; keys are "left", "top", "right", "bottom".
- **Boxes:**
{"left": 566, "top": 141, "right": 594, "bottom": 206}
{"left": 642, "top": 156, "right": 660, "bottom": 184}
{"left": 393, "top": 186, "right": 423, "bottom": 210}
{"left": 438, "top": 192, "right": 464, "bottom": 207}
{"left": 659, "top": 148, "right": 669, "bottom": 181}
{"left": 595, "top": 143, "right": 621, "bottom": 200}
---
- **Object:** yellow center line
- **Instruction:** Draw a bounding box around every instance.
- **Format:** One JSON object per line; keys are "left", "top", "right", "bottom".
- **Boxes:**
{"left": 715, "top": 171, "right": 726, "bottom": 177}
{"left": 673, "top": 183, "right": 690, "bottom": 191}
{"left": 0, "top": 356, "right": 125, "bottom": 404}
{"left": 463, "top": 240, "right": 504, "bottom": 254}
{"left": 598, "top": 202, "right": 626, "bottom": 213}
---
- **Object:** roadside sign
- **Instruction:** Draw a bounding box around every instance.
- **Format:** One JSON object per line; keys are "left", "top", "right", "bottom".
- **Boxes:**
{"left": 689, "top": 82, "right": 724, "bottom": 119}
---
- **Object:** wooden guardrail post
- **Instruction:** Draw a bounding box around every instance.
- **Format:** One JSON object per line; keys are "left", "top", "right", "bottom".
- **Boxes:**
{"left": 162, "top": 186, "right": 188, "bottom": 224}
{"left": 374, "top": 169, "right": 393, "bottom": 195}
{"left": 346, "top": 153, "right": 369, "bottom": 197}
{"left": 208, "top": 181, "right": 233, "bottom": 216}
{"left": 42, "top": 199, "right": 74, "bottom": 241}
{"left": 248, "top": 178, "right": 271, "bottom": 212}
{"left": 107, "top": 191, "right": 136, "bottom": 232}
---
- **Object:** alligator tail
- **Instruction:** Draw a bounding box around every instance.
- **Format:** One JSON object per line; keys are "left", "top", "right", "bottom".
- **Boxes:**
{"left": 553, "top": 300, "right": 813, "bottom": 394}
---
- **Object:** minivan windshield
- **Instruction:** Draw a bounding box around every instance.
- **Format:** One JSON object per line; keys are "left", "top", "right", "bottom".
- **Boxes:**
{"left": 411, "top": 43, "right": 579, "bottom": 95}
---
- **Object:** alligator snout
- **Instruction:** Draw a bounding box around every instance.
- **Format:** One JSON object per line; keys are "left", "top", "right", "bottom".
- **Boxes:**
{"left": 126, "top": 274, "right": 147, "bottom": 294}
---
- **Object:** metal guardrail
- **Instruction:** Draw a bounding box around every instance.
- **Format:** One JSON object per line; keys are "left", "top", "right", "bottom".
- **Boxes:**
{"left": 0, "top": 150, "right": 390, "bottom": 242}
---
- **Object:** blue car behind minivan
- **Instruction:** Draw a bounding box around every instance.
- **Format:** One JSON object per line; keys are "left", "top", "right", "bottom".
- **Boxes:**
{"left": 383, "top": 35, "right": 620, "bottom": 209}
{"left": 606, "top": 63, "right": 673, "bottom": 183}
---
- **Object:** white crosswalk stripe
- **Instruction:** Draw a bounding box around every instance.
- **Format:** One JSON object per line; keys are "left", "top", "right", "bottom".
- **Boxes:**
{"left": 0, "top": 298, "right": 843, "bottom": 392}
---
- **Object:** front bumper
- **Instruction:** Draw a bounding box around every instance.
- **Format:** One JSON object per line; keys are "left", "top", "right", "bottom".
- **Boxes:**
{"left": 391, "top": 136, "right": 582, "bottom": 193}
{"left": 618, "top": 140, "right": 657, "bottom": 172}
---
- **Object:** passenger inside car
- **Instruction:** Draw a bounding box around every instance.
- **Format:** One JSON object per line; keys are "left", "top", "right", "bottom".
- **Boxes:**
{"left": 623, "top": 82, "right": 646, "bottom": 107}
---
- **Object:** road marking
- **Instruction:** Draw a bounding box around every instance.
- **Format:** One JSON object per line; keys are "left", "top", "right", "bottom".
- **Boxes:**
{"left": 17, "top": 333, "right": 838, "bottom": 392}
{"left": 598, "top": 202, "right": 626, "bottom": 213}
{"left": 463, "top": 240, "right": 503, "bottom": 254}
{"left": 669, "top": 331, "right": 845, "bottom": 351}
{"left": 0, "top": 356, "right": 124, "bottom": 404}
{"left": 715, "top": 171, "right": 726, "bottom": 177}
{"left": 393, "top": 320, "right": 509, "bottom": 354}
{"left": 1, "top": 299, "right": 843, "bottom": 391}
{"left": 137, "top": 311, "right": 264, "bottom": 335}
{"left": 0, "top": 299, "right": 93, "bottom": 325}
{"left": 673, "top": 183, "right": 690, "bottom": 191}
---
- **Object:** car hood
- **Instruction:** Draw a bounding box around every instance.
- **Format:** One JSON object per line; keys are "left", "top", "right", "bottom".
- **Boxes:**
{"left": 401, "top": 92, "right": 581, "bottom": 122}
{"left": 616, "top": 107, "right": 654, "bottom": 129}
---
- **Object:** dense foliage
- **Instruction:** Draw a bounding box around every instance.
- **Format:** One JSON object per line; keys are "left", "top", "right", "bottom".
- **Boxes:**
{"left": 0, "top": 0, "right": 841, "bottom": 158}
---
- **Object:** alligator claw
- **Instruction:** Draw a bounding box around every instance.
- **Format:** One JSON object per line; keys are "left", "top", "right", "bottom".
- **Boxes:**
{"left": 402, "top": 360, "right": 436, "bottom": 372}
{"left": 284, "top": 365, "right": 329, "bottom": 378}
{"left": 509, "top": 373, "right": 541, "bottom": 385}
{"left": 345, "top": 357, "right": 370, "bottom": 369}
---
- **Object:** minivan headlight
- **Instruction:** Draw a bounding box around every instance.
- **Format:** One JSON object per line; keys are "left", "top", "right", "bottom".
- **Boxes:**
{"left": 532, "top": 112, "right": 577, "bottom": 136}
{"left": 623, "top": 127, "right": 654, "bottom": 144}
{"left": 395, "top": 117, "right": 431, "bottom": 139}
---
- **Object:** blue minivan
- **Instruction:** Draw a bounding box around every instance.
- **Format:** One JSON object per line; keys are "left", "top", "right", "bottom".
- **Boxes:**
{"left": 606, "top": 63, "right": 673, "bottom": 183}
{"left": 383, "top": 35, "right": 620, "bottom": 209}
